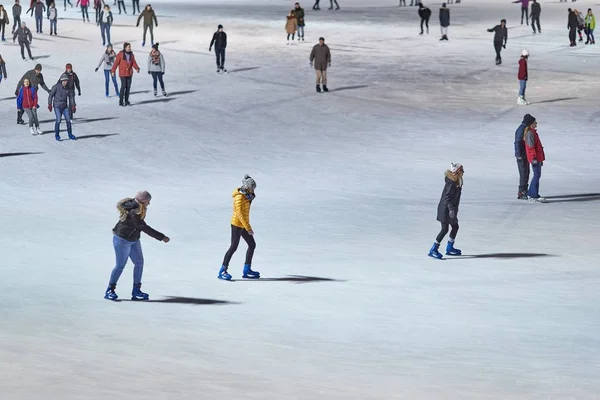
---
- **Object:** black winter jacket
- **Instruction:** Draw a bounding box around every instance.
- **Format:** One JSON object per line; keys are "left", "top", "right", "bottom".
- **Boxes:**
{"left": 113, "top": 199, "right": 165, "bottom": 242}
{"left": 568, "top": 11, "right": 578, "bottom": 29}
{"left": 16, "top": 68, "right": 50, "bottom": 93}
{"left": 418, "top": 6, "right": 431, "bottom": 19}
{"left": 531, "top": 2, "right": 540, "bottom": 17}
{"left": 488, "top": 25, "right": 508, "bottom": 44}
{"left": 13, "top": 26, "right": 32, "bottom": 44}
{"left": 439, "top": 7, "right": 450, "bottom": 27}
{"left": 436, "top": 173, "right": 462, "bottom": 224}
{"left": 210, "top": 31, "right": 227, "bottom": 49}
{"left": 48, "top": 83, "right": 75, "bottom": 109}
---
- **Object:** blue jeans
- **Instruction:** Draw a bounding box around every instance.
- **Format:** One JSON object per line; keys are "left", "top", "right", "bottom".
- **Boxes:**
{"left": 109, "top": 235, "right": 144, "bottom": 285}
{"left": 81, "top": 5, "right": 89, "bottom": 21}
{"left": 151, "top": 71, "right": 164, "bottom": 90}
{"left": 100, "top": 23, "right": 111, "bottom": 45}
{"left": 103, "top": 69, "right": 119, "bottom": 95}
{"left": 519, "top": 80, "right": 527, "bottom": 97}
{"left": 528, "top": 162, "right": 542, "bottom": 198}
{"left": 54, "top": 106, "right": 72, "bottom": 137}
{"left": 35, "top": 15, "right": 43, "bottom": 32}
{"left": 588, "top": 28, "right": 595, "bottom": 43}
{"left": 50, "top": 19, "right": 57, "bottom": 34}
{"left": 297, "top": 25, "right": 304, "bottom": 38}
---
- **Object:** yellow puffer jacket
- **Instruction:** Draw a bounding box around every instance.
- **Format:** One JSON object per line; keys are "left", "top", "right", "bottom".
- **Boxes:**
{"left": 230, "top": 189, "right": 253, "bottom": 231}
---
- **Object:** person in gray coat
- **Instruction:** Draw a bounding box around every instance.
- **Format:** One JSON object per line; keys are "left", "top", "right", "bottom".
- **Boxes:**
{"left": 95, "top": 44, "right": 120, "bottom": 97}
{"left": 12, "top": 21, "right": 33, "bottom": 60}
{"left": 309, "top": 37, "right": 331, "bottom": 93}
{"left": 439, "top": 2, "right": 450, "bottom": 40}
{"left": 11, "top": 0, "right": 22, "bottom": 34}
{"left": 48, "top": 74, "right": 76, "bottom": 141}
{"left": 147, "top": 42, "right": 166, "bottom": 96}
{"left": 26, "top": 0, "right": 46, "bottom": 33}
{"left": 15, "top": 63, "right": 50, "bottom": 124}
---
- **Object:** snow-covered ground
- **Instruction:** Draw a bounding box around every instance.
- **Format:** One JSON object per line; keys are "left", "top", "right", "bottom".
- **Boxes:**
{"left": 1, "top": 0, "right": 599, "bottom": 398}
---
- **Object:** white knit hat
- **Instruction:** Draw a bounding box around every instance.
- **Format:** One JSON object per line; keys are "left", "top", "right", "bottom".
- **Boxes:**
{"left": 241, "top": 175, "right": 256, "bottom": 191}
{"left": 450, "top": 163, "right": 463, "bottom": 173}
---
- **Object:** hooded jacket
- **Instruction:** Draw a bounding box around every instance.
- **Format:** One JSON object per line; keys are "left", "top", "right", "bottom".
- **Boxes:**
{"left": 295, "top": 6, "right": 305, "bottom": 26}
{"left": 285, "top": 15, "right": 297, "bottom": 34}
{"left": 568, "top": 10, "right": 579, "bottom": 30}
{"left": 524, "top": 127, "right": 545, "bottom": 163}
{"left": 48, "top": 82, "right": 75, "bottom": 109}
{"left": 210, "top": 30, "right": 227, "bottom": 49}
{"left": 113, "top": 198, "right": 165, "bottom": 242}
{"left": 59, "top": 70, "right": 81, "bottom": 95}
{"left": 13, "top": 25, "right": 32, "bottom": 43}
{"left": 17, "top": 86, "right": 38, "bottom": 110}
{"left": 586, "top": 13, "right": 596, "bottom": 29}
{"left": 136, "top": 7, "right": 157, "bottom": 27}
{"left": 436, "top": 170, "right": 462, "bottom": 224}
{"left": 230, "top": 189, "right": 254, "bottom": 232}
{"left": 518, "top": 58, "right": 527, "bottom": 80}
{"left": 439, "top": 6, "right": 450, "bottom": 27}
{"left": 530, "top": 2, "right": 540, "bottom": 17}
{"left": 418, "top": 5, "right": 431, "bottom": 19}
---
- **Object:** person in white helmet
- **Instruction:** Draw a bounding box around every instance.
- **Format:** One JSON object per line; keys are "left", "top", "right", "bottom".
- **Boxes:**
{"left": 517, "top": 49, "right": 529, "bottom": 105}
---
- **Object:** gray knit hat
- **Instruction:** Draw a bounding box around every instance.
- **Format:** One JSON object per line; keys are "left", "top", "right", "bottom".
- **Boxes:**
{"left": 241, "top": 175, "right": 256, "bottom": 191}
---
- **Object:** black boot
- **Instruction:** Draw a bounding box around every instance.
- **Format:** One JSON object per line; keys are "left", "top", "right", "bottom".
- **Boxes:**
{"left": 323, "top": 85, "right": 329, "bottom": 92}
{"left": 316, "top": 84, "right": 321, "bottom": 93}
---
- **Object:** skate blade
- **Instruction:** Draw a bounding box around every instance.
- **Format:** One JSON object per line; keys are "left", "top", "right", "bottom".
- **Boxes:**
{"left": 242, "top": 275, "right": 260, "bottom": 279}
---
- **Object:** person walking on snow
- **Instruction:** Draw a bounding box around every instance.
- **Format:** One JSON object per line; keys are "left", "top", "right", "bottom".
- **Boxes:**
{"left": 13, "top": 21, "right": 33, "bottom": 60}
{"left": 418, "top": 3, "right": 431, "bottom": 35}
{"left": 428, "top": 163, "right": 464, "bottom": 259}
{"left": 487, "top": 19, "right": 507, "bottom": 65}
{"left": 76, "top": 0, "right": 90, "bottom": 22}
{"left": 136, "top": 4, "right": 157, "bottom": 47}
{"left": 285, "top": 10, "right": 297, "bottom": 45}
{"left": 218, "top": 175, "right": 260, "bottom": 281}
{"left": 48, "top": 73, "right": 76, "bottom": 141}
{"left": 310, "top": 36, "right": 331, "bottom": 92}
{"left": 514, "top": 113, "right": 534, "bottom": 200}
{"left": 104, "top": 191, "right": 170, "bottom": 301}
{"left": 48, "top": 2, "right": 57, "bottom": 35}
{"left": 517, "top": 49, "right": 529, "bottom": 105}
{"left": 209, "top": 24, "right": 227, "bottom": 73}
{"left": 27, "top": 0, "right": 45, "bottom": 33}
{"left": 11, "top": 0, "right": 21, "bottom": 35}
{"left": 111, "top": 42, "right": 140, "bottom": 106}
{"left": 523, "top": 121, "right": 546, "bottom": 202}
{"left": 97, "top": 4, "right": 112, "bottom": 46}
{"left": 568, "top": 8, "right": 578, "bottom": 46}
{"left": 0, "top": 54, "right": 7, "bottom": 84}
{"left": 512, "top": 0, "right": 529, "bottom": 26}
{"left": 148, "top": 42, "right": 166, "bottom": 96}
{"left": 95, "top": 44, "right": 119, "bottom": 97}
{"left": 530, "top": 0, "right": 541, "bottom": 34}
{"left": 295, "top": 2, "right": 305, "bottom": 42}
{"left": 0, "top": 5, "right": 10, "bottom": 41}
{"left": 16, "top": 78, "right": 42, "bottom": 135}
{"left": 15, "top": 64, "right": 50, "bottom": 124}
{"left": 439, "top": 3, "right": 450, "bottom": 41}
{"left": 585, "top": 9, "right": 595, "bottom": 45}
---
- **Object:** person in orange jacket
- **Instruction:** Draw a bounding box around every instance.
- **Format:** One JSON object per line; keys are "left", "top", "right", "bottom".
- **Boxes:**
{"left": 110, "top": 42, "right": 140, "bottom": 106}
{"left": 524, "top": 121, "right": 546, "bottom": 202}
{"left": 218, "top": 175, "right": 260, "bottom": 280}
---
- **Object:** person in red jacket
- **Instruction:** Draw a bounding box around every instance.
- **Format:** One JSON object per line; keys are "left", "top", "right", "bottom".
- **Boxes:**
{"left": 16, "top": 78, "right": 42, "bottom": 135}
{"left": 517, "top": 49, "right": 529, "bottom": 105}
{"left": 111, "top": 42, "right": 140, "bottom": 106}
{"left": 524, "top": 122, "right": 546, "bottom": 202}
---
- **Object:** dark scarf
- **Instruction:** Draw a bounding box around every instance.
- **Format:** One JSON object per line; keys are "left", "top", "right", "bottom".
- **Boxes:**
{"left": 150, "top": 48, "right": 161, "bottom": 65}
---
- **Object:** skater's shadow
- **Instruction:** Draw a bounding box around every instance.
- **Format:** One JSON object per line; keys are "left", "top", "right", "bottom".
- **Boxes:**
{"left": 545, "top": 193, "right": 600, "bottom": 203}
{"left": 167, "top": 90, "right": 197, "bottom": 96}
{"left": 446, "top": 253, "right": 556, "bottom": 260}
{"left": 531, "top": 97, "right": 578, "bottom": 105}
{"left": 129, "top": 90, "right": 151, "bottom": 95}
{"left": 329, "top": 85, "right": 369, "bottom": 93}
{"left": 232, "top": 275, "right": 344, "bottom": 284}
{"left": 130, "top": 98, "right": 176, "bottom": 106}
{"left": 0, "top": 96, "right": 16, "bottom": 102}
{"left": 53, "top": 35, "right": 91, "bottom": 41}
{"left": 76, "top": 133, "right": 119, "bottom": 140}
{"left": 158, "top": 40, "right": 179, "bottom": 45}
{"left": 33, "top": 55, "right": 51, "bottom": 60}
{"left": 75, "top": 117, "right": 120, "bottom": 124}
{"left": 228, "top": 67, "right": 261, "bottom": 73}
{"left": 118, "top": 296, "right": 238, "bottom": 305}
{"left": 0, "top": 152, "right": 43, "bottom": 158}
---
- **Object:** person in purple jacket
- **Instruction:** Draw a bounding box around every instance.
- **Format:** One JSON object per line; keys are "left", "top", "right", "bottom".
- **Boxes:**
{"left": 513, "top": 0, "right": 530, "bottom": 25}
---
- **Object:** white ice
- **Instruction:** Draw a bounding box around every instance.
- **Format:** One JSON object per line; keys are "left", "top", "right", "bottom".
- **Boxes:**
{"left": 1, "top": 0, "right": 599, "bottom": 398}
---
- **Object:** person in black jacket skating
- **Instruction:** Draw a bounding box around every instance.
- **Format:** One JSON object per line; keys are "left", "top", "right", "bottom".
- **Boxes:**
{"left": 514, "top": 114, "right": 535, "bottom": 199}
{"left": 428, "top": 163, "right": 464, "bottom": 259}
{"left": 530, "top": 0, "right": 541, "bottom": 33}
{"left": 568, "top": 8, "right": 578, "bottom": 46}
{"left": 209, "top": 24, "right": 227, "bottom": 73}
{"left": 487, "top": 19, "right": 508, "bottom": 65}
{"left": 105, "top": 191, "right": 170, "bottom": 301}
{"left": 418, "top": 3, "right": 431, "bottom": 35}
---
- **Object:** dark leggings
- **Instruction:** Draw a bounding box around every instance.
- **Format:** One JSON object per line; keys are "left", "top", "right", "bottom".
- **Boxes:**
{"left": 222, "top": 225, "right": 256, "bottom": 267}
{"left": 436, "top": 222, "right": 459, "bottom": 243}
{"left": 420, "top": 16, "right": 429, "bottom": 33}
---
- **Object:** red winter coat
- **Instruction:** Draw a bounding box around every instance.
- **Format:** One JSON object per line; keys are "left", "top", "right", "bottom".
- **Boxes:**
{"left": 20, "top": 87, "right": 38, "bottom": 109}
{"left": 111, "top": 51, "right": 140, "bottom": 77}
{"left": 76, "top": 0, "right": 90, "bottom": 7}
{"left": 524, "top": 127, "right": 545, "bottom": 163}
{"left": 518, "top": 58, "right": 528, "bottom": 81}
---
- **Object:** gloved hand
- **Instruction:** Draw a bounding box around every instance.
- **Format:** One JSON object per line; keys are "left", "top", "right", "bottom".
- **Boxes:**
{"left": 328, "top": 62, "right": 331, "bottom": 67}
{"left": 136, "top": 23, "right": 139, "bottom": 27}
{"left": 209, "top": 47, "right": 212, "bottom": 52}
{"left": 449, "top": 209, "right": 455, "bottom": 219}
{"left": 148, "top": 71, "right": 151, "bottom": 74}
{"left": 71, "top": 105, "right": 76, "bottom": 113}
{"left": 78, "top": 91, "right": 81, "bottom": 96}
{"left": 95, "top": 67, "right": 98, "bottom": 72}
{"left": 248, "top": 229, "right": 254, "bottom": 236}
{"left": 540, "top": 161, "right": 543, "bottom": 166}
{"left": 15, "top": 89, "right": 19, "bottom": 96}
{"left": 503, "top": 44, "right": 506, "bottom": 49}
{"left": 48, "top": 104, "right": 52, "bottom": 112}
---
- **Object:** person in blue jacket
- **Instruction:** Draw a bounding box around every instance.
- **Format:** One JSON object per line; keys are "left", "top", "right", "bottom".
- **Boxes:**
{"left": 514, "top": 114, "right": 535, "bottom": 199}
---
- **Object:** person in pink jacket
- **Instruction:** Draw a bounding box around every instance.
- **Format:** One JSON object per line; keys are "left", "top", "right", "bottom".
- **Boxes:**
{"left": 76, "top": 0, "right": 89, "bottom": 22}
{"left": 513, "top": 0, "right": 530, "bottom": 25}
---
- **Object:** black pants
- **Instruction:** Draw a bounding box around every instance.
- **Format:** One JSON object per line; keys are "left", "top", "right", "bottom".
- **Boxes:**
{"left": 117, "top": 0, "right": 126, "bottom": 14}
{"left": 12, "top": 16, "right": 21, "bottom": 33}
{"left": 0, "top": 22, "right": 6, "bottom": 39}
{"left": 215, "top": 47, "right": 225, "bottom": 67}
{"left": 330, "top": 0, "right": 339, "bottom": 8}
{"left": 517, "top": 157, "right": 530, "bottom": 194}
{"left": 81, "top": 5, "right": 89, "bottom": 21}
{"left": 143, "top": 24, "right": 154, "bottom": 44}
{"left": 222, "top": 225, "right": 256, "bottom": 267}
{"left": 420, "top": 17, "right": 429, "bottom": 33}
{"left": 313, "top": 0, "right": 320, "bottom": 9}
{"left": 17, "top": 109, "right": 25, "bottom": 123}
{"left": 119, "top": 76, "right": 132, "bottom": 104}
{"left": 494, "top": 41, "right": 503, "bottom": 61}
{"left": 20, "top": 41, "right": 33, "bottom": 59}
{"left": 95, "top": 6, "right": 100, "bottom": 23}
{"left": 531, "top": 15, "right": 541, "bottom": 32}
{"left": 569, "top": 27, "right": 576, "bottom": 44}
{"left": 436, "top": 222, "right": 459, "bottom": 243}
{"left": 521, "top": 7, "right": 528, "bottom": 25}
{"left": 132, "top": 0, "right": 140, "bottom": 14}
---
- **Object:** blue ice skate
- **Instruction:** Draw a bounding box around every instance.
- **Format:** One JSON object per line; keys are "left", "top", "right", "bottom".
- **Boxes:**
{"left": 445, "top": 242, "right": 462, "bottom": 256}
{"left": 218, "top": 265, "right": 232, "bottom": 281}
{"left": 428, "top": 243, "right": 443, "bottom": 259}
{"left": 104, "top": 284, "right": 118, "bottom": 301}
{"left": 242, "top": 263, "right": 260, "bottom": 279}
{"left": 131, "top": 283, "right": 149, "bottom": 301}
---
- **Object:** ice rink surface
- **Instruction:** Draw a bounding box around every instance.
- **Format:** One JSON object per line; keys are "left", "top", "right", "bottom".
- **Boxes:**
{"left": 1, "top": 0, "right": 599, "bottom": 398}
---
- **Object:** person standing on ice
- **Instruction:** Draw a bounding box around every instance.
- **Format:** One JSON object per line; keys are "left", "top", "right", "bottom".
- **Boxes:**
{"left": 523, "top": 121, "right": 546, "bottom": 202}
{"left": 27, "top": 0, "right": 45, "bottom": 33}
{"left": 312, "top": 0, "right": 320, "bottom": 10}
{"left": 48, "top": 73, "right": 76, "bottom": 141}
{"left": 329, "top": 0, "right": 339, "bottom": 10}
{"left": 487, "top": 19, "right": 507, "bottom": 65}
{"left": 16, "top": 78, "right": 43, "bottom": 135}
{"left": 132, "top": 0, "right": 140, "bottom": 15}
{"left": 148, "top": 42, "right": 166, "bottom": 96}
{"left": 285, "top": 10, "right": 297, "bottom": 45}
{"left": 13, "top": 21, "right": 33, "bottom": 60}
{"left": 48, "top": 2, "right": 57, "bottom": 35}
{"left": 295, "top": 3, "right": 305, "bottom": 42}
{"left": 585, "top": 9, "right": 595, "bottom": 45}
{"left": 209, "top": 24, "right": 227, "bottom": 73}
{"left": 111, "top": 42, "right": 140, "bottom": 106}
{"left": 104, "top": 191, "right": 170, "bottom": 301}
{"left": 514, "top": 113, "right": 535, "bottom": 200}
{"left": 574, "top": 9, "right": 586, "bottom": 43}
{"left": 530, "top": 0, "right": 540, "bottom": 34}
{"left": 136, "top": 4, "right": 157, "bottom": 47}
{"left": 11, "top": 0, "right": 21, "bottom": 35}
{"left": 568, "top": 8, "right": 578, "bottom": 47}
{"left": 92, "top": 0, "right": 102, "bottom": 23}
{"left": 512, "top": 0, "right": 529, "bottom": 26}
{"left": 97, "top": 4, "right": 113, "bottom": 46}
{"left": 439, "top": 3, "right": 449, "bottom": 41}
{"left": 63, "top": 0, "right": 72, "bottom": 12}
{"left": 76, "top": 0, "right": 90, "bottom": 23}
{"left": 428, "top": 163, "right": 464, "bottom": 259}
{"left": 418, "top": 3, "right": 431, "bottom": 35}
{"left": 218, "top": 175, "right": 260, "bottom": 281}
{"left": 0, "top": 5, "right": 10, "bottom": 41}
{"left": 115, "top": 0, "right": 125, "bottom": 14}
{"left": 310, "top": 36, "right": 331, "bottom": 92}
{"left": 95, "top": 44, "right": 119, "bottom": 97}
{"left": 15, "top": 63, "right": 50, "bottom": 124}
{"left": 0, "top": 54, "right": 7, "bottom": 84}
{"left": 517, "top": 49, "right": 529, "bottom": 105}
